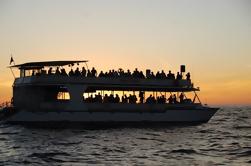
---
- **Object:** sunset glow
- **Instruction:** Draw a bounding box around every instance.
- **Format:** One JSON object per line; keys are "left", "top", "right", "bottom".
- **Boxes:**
{"left": 0, "top": 0, "right": 251, "bottom": 106}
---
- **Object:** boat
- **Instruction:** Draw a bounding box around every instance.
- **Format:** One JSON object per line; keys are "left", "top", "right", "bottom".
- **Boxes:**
{"left": 0, "top": 60, "right": 219, "bottom": 126}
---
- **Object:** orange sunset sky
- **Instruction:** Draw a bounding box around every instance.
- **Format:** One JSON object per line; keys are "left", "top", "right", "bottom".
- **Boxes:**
{"left": 0, "top": 0, "right": 251, "bottom": 106}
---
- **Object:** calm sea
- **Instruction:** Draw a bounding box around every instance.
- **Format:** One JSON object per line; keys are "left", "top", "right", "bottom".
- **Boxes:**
{"left": 0, "top": 107, "right": 250, "bottom": 166}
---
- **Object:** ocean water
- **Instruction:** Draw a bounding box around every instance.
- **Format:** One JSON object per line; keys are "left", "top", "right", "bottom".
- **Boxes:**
{"left": 0, "top": 107, "right": 250, "bottom": 166}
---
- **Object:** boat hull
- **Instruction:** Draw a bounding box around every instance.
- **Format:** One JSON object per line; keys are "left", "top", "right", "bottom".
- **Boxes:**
{"left": 3, "top": 107, "right": 218, "bottom": 126}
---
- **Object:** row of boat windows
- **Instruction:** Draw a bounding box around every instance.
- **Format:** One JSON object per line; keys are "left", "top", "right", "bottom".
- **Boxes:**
{"left": 58, "top": 92, "right": 193, "bottom": 104}
{"left": 30, "top": 67, "right": 191, "bottom": 80}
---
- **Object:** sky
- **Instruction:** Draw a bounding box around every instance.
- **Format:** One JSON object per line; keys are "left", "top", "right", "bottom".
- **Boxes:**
{"left": 0, "top": 0, "right": 251, "bottom": 106}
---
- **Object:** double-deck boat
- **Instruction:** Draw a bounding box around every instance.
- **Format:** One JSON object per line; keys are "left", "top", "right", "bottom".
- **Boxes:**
{"left": 0, "top": 60, "right": 218, "bottom": 125}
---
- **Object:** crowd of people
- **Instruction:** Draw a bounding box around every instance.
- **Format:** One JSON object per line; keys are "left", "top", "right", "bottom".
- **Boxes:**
{"left": 84, "top": 93, "right": 138, "bottom": 104}
{"left": 32, "top": 66, "right": 191, "bottom": 80}
{"left": 83, "top": 92, "right": 187, "bottom": 104}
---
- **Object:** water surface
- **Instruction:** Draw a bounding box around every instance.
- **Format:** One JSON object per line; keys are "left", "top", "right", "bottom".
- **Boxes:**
{"left": 0, "top": 107, "right": 250, "bottom": 165}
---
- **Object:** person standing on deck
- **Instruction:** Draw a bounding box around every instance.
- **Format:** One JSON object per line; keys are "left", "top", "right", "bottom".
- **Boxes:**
{"left": 179, "top": 93, "right": 184, "bottom": 103}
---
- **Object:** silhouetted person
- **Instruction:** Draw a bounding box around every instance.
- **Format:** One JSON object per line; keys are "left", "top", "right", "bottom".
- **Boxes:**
{"left": 146, "top": 95, "right": 155, "bottom": 104}
{"left": 89, "top": 95, "right": 94, "bottom": 102}
{"left": 55, "top": 67, "right": 60, "bottom": 75}
{"left": 168, "top": 95, "right": 173, "bottom": 104}
{"left": 97, "top": 93, "right": 102, "bottom": 103}
{"left": 48, "top": 67, "right": 53, "bottom": 75}
{"left": 157, "top": 95, "right": 166, "bottom": 104}
{"left": 81, "top": 67, "right": 86, "bottom": 77}
{"left": 132, "top": 95, "right": 137, "bottom": 103}
{"left": 126, "top": 69, "right": 131, "bottom": 77}
{"left": 156, "top": 71, "right": 161, "bottom": 79}
{"left": 167, "top": 70, "right": 172, "bottom": 79}
{"left": 69, "top": 69, "right": 74, "bottom": 77}
{"left": 118, "top": 68, "right": 124, "bottom": 77}
{"left": 179, "top": 93, "right": 184, "bottom": 103}
{"left": 150, "top": 72, "right": 155, "bottom": 78}
{"left": 161, "top": 70, "right": 166, "bottom": 79}
{"left": 75, "top": 67, "right": 81, "bottom": 76}
{"left": 132, "top": 68, "right": 140, "bottom": 78}
{"left": 87, "top": 70, "right": 92, "bottom": 77}
{"left": 176, "top": 72, "right": 182, "bottom": 80}
{"left": 173, "top": 94, "right": 177, "bottom": 104}
{"left": 99, "top": 71, "right": 105, "bottom": 77}
{"left": 103, "top": 94, "right": 109, "bottom": 103}
{"left": 115, "top": 94, "right": 120, "bottom": 103}
{"left": 139, "top": 91, "right": 144, "bottom": 103}
{"left": 61, "top": 68, "right": 67, "bottom": 76}
{"left": 91, "top": 67, "right": 97, "bottom": 77}
{"left": 122, "top": 95, "right": 128, "bottom": 103}
{"left": 139, "top": 71, "right": 145, "bottom": 78}
{"left": 186, "top": 72, "right": 191, "bottom": 80}
{"left": 108, "top": 94, "right": 115, "bottom": 103}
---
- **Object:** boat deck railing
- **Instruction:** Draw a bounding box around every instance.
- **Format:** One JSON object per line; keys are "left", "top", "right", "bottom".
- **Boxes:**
{"left": 14, "top": 75, "right": 195, "bottom": 89}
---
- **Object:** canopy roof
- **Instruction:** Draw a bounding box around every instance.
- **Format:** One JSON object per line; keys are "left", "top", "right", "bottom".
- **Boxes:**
{"left": 10, "top": 60, "right": 88, "bottom": 69}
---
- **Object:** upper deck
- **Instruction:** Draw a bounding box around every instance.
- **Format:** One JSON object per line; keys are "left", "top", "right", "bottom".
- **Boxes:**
{"left": 11, "top": 60, "right": 198, "bottom": 92}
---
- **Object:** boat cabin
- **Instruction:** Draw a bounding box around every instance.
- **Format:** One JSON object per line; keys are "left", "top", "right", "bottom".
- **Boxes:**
{"left": 9, "top": 60, "right": 202, "bottom": 111}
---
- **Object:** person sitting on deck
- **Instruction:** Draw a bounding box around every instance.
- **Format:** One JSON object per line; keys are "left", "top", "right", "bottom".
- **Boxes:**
{"left": 122, "top": 95, "right": 128, "bottom": 103}
{"left": 48, "top": 67, "right": 53, "bottom": 75}
{"left": 89, "top": 95, "right": 94, "bottom": 102}
{"left": 60, "top": 68, "right": 68, "bottom": 76}
{"left": 167, "top": 70, "right": 175, "bottom": 79}
{"left": 118, "top": 69, "right": 124, "bottom": 77}
{"left": 150, "top": 72, "right": 155, "bottom": 79}
{"left": 132, "top": 68, "right": 140, "bottom": 78}
{"left": 115, "top": 94, "right": 120, "bottom": 103}
{"left": 98, "top": 71, "right": 105, "bottom": 77}
{"left": 81, "top": 67, "right": 86, "bottom": 77}
{"left": 74, "top": 67, "right": 81, "bottom": 76}
{"left": 186, "top": 72, "right": 191, "bottom": 80}
{"left": 69, "top": 69, "right": 74, "bottom": 77}
{"left": 55, "top": 67, "right": 61, "bottom": 75}
{"left": 156, "top": 71, "right": 161, "bottom": 79}
{"left": 139, "top": 71, "right": 145, "bottom": 79}
{"left": 157, "top": 95, "right": 166, "bottom": 104}
{"left": 112, "top": 70, "right": 119, "bottom": 78}
{"left": 161, "top": 70, "right": 166, "bottom": 79}
{"left": 133, "top": 95, "right": 137, "bottom": 103}
{"left": 103, "top": 94, "right": 109, "bottom": 103}
{"left": 128, "top": 94, "right": 137, "bottom": 103}
{"left": 146, "top": 95, "right": 156, "bottom": 104}
{"left": 126, "top": 69, "right": 131, "bottom": 78}
{"left": 108, "top": 94, "right": 115, "bottom": 103}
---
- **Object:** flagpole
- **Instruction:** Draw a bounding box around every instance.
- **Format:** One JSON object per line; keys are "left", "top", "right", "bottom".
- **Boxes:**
{"left": 9, "top": 54, "right": 16, "bottom": 78}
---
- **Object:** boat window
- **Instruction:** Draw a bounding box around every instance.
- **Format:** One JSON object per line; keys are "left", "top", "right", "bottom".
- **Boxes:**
{"left": 57, "top": 92, "right": 70, "bottom": 100}
{"left": 20, "top": 69, "right": 25, "bottom": 77}
{"left": 57, "top": 87, "right": 70, "bottom": 101}
{"left": 20, "top": 69, "right": 32, "bottom": 77}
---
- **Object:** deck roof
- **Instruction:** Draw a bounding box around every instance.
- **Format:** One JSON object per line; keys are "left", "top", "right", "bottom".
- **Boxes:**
{"left": 10, "top": 60, "right": 88, "bottom": 69}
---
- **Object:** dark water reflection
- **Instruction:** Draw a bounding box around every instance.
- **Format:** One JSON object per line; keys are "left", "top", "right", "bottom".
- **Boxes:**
{"left": 0, "top": 107, "right": 250, "bottom": 166}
